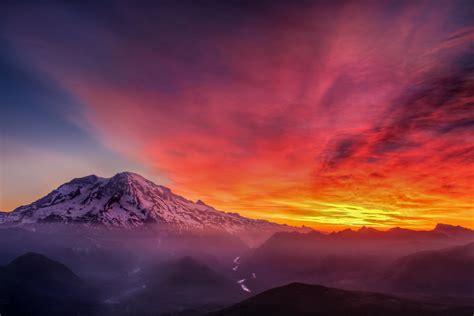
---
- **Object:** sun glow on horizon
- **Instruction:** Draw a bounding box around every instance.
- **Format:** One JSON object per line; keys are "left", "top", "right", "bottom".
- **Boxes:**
{"left": 1, "top": 1, "right": 473, "bottom": 231}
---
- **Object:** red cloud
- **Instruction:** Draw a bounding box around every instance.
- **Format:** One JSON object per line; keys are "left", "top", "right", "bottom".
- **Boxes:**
{"left": 4, "top": 1, "right": 473, "bottom": 229}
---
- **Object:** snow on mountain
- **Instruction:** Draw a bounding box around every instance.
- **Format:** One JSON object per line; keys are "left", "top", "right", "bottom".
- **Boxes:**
{"left": 0, "top": 172, "right": 307, "bottom": 239}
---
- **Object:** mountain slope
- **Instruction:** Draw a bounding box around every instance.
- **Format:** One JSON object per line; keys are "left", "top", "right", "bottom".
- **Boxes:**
{"left": 434, "top": 223, "right": 474, "bottom": 239}
{"left": 382, "top": 242, "right": 474, "bottom": 296}
{"left": 0, "top": 172, "right": 307, "bottom": 244}
{"left": 6, "top": 252, "right": 82, "bottom": 286}
{"left": 111, "top": 257, "right": 246, "bottom": 315}
{"left": 0, "top": 252, "right": 101, "bottom": 316}
{"left": 252, "top": 223, "right": 474, "bottom": 257}
{"left": 237, "top": 224, "right": 474, "bottom": 293}
{"left": 209, "top": 283, "right": 474, "bottom": 316}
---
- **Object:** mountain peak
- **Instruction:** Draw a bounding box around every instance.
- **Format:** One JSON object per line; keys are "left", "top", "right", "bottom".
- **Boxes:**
{"left": 331, "top": 228, "right": 356, "bottom": 237}
{"left": 7, "top": 252, "right": 80, "bottom": 283}
{"left": 0, "top": 172, "right": 306, "bottom": 245}
{"left": 434, "top": 223, "right": 474, "bottom": 237}
{"left": 196, "top": 199, "right": 208, "bottom": 206}
{"left": 106, "top": 172, "right": 152, "bottom": 188}
{"left": 358, "top": 226, "right": 379, "bottom": 233}
{"left": 435, "top": 223, "right": 467, "bottom": 230}
{"left": 66, "top": 174, "right": 101, "bottom": 186}
{"left": 8, "top": 252, "right": 52, "bottom": 266}
{"left": 111, "top": 171, "right": 146, "bottom": 181}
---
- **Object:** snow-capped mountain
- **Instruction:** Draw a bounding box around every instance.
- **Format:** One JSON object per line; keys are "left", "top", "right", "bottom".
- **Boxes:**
{"left": 0, "top": 172, "right": 307, "bottom": 240}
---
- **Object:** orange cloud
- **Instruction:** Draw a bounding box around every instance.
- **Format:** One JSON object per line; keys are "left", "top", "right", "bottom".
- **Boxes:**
{"left": 4, "top": 1, "right": 473, "bottom": 230}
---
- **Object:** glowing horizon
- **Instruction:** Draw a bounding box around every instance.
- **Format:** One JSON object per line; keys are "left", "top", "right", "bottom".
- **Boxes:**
{"left": 1, "top": 1, "right": 473, "bottom": 231}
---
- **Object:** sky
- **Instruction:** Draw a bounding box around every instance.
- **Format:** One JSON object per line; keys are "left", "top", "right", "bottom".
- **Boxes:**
{"left": 0, "top": 0, "right": 473, "bottom": 230}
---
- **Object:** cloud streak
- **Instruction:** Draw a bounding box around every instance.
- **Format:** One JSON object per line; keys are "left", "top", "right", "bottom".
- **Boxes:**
{"left": 2, "top": 0, "right": 473, "bottom": 229}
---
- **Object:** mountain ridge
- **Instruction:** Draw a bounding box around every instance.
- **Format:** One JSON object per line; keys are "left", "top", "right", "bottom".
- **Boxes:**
{"left": 0, "top": 252, "right": 100, "bottom": 316}
{"left": 0, "top": 172, "right": 308, "bottom": 244}
{"left": 261, "top": 223, "right": 474, "bottom": 246}
{"left": 209, "top": 282, "right": 474, "bottom": 316}
{"left": 1, "top": 172, "right": 471, "bottom": 242}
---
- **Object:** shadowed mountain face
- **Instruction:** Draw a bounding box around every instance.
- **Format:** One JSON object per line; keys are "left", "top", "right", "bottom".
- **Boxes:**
{"left": 383, "top": 242, "right": 474, "bottom": 296}
{"left": 0, "top": 181, "right": 473, "bottom": 316}
{"left": 237, "top": 225, "right": 474, "bottom": 293}
{"left": 109, "top": 256, "right": 247, "bottom": 316}
{"left": 0, "top": 172, "right": 308, "bottom": 246}
{"left": 209, "top": 283, "right": 474, "bottom": 316}
{"left": 0, "top": 253, "right": 247, "bottom": 316}
{"left": 0, "top": 223, "right": 251, "bottom": 283}
{"left": 254, "top": 224, "right": 474, "bottom": 256}
{"left": 0, "top": 253, "right": 101, "bottom": 316}
{"left": 1, "top": 240, "right": 473, "bottom": 316}
{"left": 5, "top": 252, "right": 82, "bottom": 286}
{"left": 434, "top": 224, "right": 474, "bottom": 239}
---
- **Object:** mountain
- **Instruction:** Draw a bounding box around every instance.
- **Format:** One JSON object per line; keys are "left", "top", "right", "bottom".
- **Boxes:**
{"left": 6, "top": 252, "right": 82, "bottom": 286}
{"left": 329, "top": 226, "right": 454, "bottom": 240}
{"left": 434, "top": 223, "right": 474, "bottom": 239}
{"left": 110, "top": 256, "right": 246, "bottom": 315}
{"left": 265, "top": 223, "right": 474, "bottom": 244}
{"left": 0, "top": 252, "right": 101, "bottom": 316}
{"left": 382, "top": 242, "right": 474, "bottom": 296}
{"left": 209, "top": 283, "right": 474, "bottom": 316}
{"left": 237, "top": 224, "right": 474, "bottom": 293}
{"left": 0, "top": 172, "right": 308, "bottom": 245}
{"left": 270, "top": 224, "right": 472, "bottom": 258}
{"left": 154, "top": 256, "right": 241, "bottom": 291}
{"left": 246, "top": 223, "right": 474, "bottom": 271}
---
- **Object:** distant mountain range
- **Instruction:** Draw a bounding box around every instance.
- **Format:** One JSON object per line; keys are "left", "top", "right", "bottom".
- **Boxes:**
{"left": 2, "top": 173, "right": 473, "bottom": 315}
{"left": 2, "top": 252, "right": 473, "bottom": 316}
{"left": 262, "top": 222, "right": 474, "bottom": 244}
{"left": 0, "top": 172, "right": 308, "bottom": 245}
{"left": 1, "top": 171, "right": 472, "bottom": 247}
{"left": 334, "top": 224, "right": 474, "bottom": 240}
{"left": 238, "top": 224, "right": 474, "bottom": 295}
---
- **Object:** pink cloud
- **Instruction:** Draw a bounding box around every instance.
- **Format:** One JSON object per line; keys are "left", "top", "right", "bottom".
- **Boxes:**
{"left": 3, "top": 1, "right": 473, "bottom": 229}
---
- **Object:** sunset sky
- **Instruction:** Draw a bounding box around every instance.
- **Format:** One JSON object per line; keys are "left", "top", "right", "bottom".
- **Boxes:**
{"left": 1, "top": 0, "right": 473, "bottom": 230}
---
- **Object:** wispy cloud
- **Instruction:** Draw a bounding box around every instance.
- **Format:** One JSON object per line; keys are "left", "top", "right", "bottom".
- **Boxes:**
{"left": 1, "top": 0, "right": 472, "bottom": 229}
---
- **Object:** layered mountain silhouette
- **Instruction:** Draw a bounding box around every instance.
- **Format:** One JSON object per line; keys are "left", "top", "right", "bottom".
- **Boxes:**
{"left": 0, "top": 253, "right": 245, "bottom": 316}
{"left": 0, "top": 253, "right": 100, "bottom": 316}
{"left": 265, "top": 223, "right": 472, "bottom": 242}
{"left": 383, "top": 242, "right": 474, "bottom": 296}
{"left": 1, "top": 248, "right": 473, "bottom": 316}
{"left": 209, "top": 283, "right": 474, "bottom": 316}
{"left": 330, "top": 224, "right": 474, "bottom": 240}
{"left": 0, "top": 172, "right": 308, "bottom": 245}
{"left": 434, "top": 223, "right": 474, "bottom": 239}
{"left": 251, "top": 223, "right": 474, "bottom": 257}
{"left": 1, "top": 172, "right": 473, "bottom": 315}
{"left": 237, "top": 224, "right": 474, "bottom": 293}
{"left": 110, "top": 256, "right": 246, "bottom": 315}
